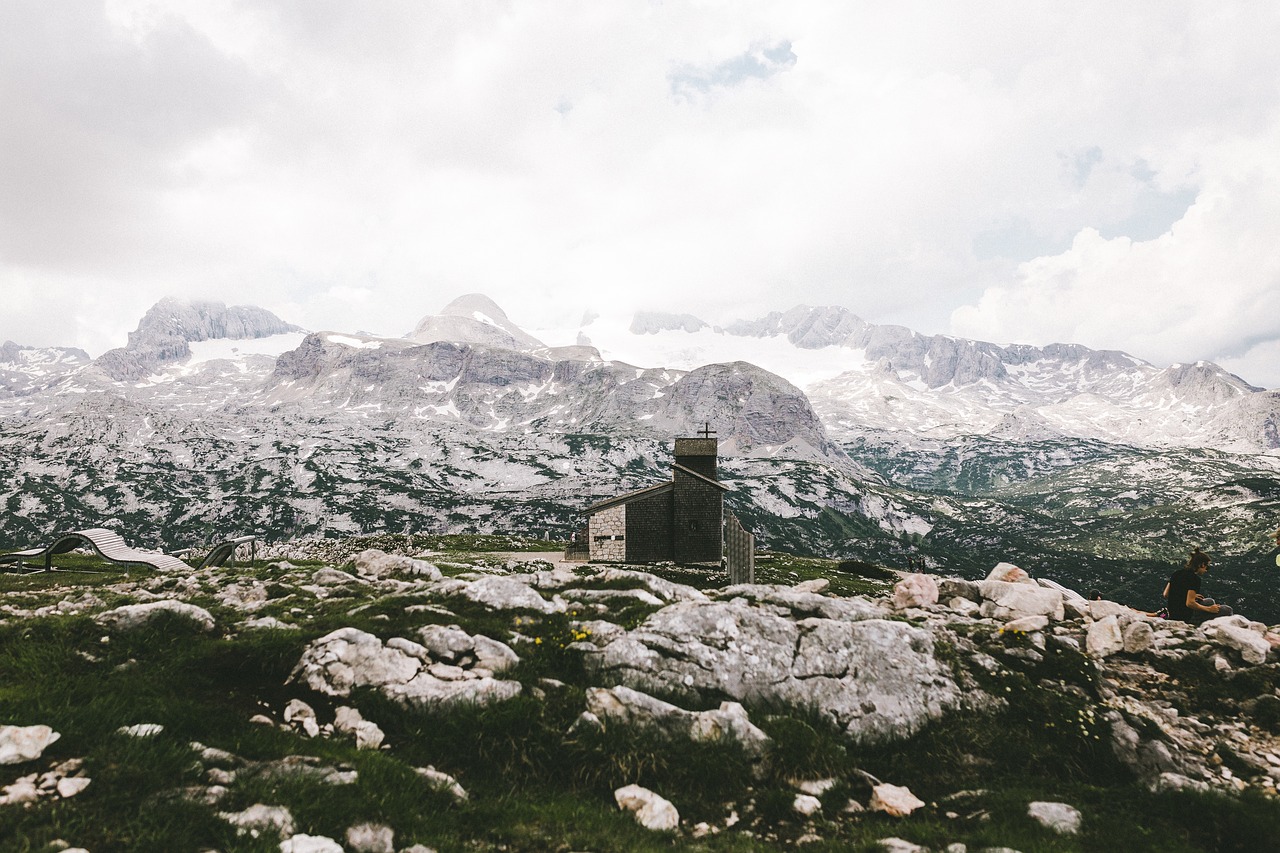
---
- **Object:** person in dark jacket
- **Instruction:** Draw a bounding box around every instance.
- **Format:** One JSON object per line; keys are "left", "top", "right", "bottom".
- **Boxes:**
{"left": 1163, "top": 548, "right": 1232, "bottom": 624}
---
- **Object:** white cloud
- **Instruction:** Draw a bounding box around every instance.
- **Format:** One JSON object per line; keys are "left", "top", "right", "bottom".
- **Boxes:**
{"left": 1, "top": 0, "right": 1279, "bottom": 389}
{"left": 952, "top": 114, "right": 1280, "bottom": 387}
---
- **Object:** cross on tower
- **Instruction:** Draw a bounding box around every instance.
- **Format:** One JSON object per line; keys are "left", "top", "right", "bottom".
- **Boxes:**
{"left": 698, "top": 422, "right": 716, "bottom": 438}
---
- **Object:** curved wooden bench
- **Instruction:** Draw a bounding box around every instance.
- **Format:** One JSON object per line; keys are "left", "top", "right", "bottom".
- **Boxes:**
{"left": 0, "top": 528, "right": 190, "bottom": 573}
{"left": 196, "top": 535, "right": 257, "bottom": 569}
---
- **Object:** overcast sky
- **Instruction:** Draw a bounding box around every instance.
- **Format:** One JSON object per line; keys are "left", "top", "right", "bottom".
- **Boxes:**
{"left": 3, "top": 1, "right": 1280, "bottom": 387}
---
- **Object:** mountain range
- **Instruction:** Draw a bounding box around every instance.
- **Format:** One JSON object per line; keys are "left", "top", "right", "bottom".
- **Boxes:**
{"left": 2, "top": 294, "right": 1278, "bottom": 620}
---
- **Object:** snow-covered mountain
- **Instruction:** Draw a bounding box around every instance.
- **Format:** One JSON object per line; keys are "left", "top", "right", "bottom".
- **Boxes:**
{"left": 2, "top": 294, "right": 1278, "bottom": 622}
{"left": 407, "top": 293, "right": 547, "bottom": 352}
{"left": 571, "top": 304, "right": 1279, "bottom": 454}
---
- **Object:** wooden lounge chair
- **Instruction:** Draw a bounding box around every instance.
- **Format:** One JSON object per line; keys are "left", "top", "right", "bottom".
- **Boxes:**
{"left": 194, "top": 534, "right": 257, "bottom": 569}
{"left": 0, "top": 528, "right": 190, "bottom": 573}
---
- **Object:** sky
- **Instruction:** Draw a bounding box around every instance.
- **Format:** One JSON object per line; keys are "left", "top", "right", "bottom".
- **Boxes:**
{"left": 3, "top": 1, "right": 1280, "bottom": 388}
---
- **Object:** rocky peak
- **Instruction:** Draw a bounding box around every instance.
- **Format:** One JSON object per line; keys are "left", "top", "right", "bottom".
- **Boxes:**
{"left": 407, "top": 294, "right": 545, "bottom": 351}
{"left": 93, "top": 298, "right": 302, "bottom": 382}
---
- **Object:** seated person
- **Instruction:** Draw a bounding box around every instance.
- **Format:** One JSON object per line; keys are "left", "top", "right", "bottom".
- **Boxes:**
{"left": 1163, "top": 548, "right": 1232, "bottom": 625}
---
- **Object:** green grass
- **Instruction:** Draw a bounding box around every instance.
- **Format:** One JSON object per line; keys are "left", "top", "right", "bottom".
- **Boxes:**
{"left": 4, "top": 539, "right": 1280, "bottom": 851}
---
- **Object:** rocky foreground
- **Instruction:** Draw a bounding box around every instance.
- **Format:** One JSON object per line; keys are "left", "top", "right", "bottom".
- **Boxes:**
{"left": 3, "top": 542, "right": 1280, "bottom": 852}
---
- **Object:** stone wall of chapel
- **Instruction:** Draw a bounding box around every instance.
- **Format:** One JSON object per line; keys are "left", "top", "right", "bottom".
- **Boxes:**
{"left": 589, "top": 504, "right": 627, "bottom": 562}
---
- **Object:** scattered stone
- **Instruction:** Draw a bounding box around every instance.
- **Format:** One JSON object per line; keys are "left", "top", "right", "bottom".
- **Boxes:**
{"left": 870, "top": 783, "right": 926, "bottom": 817}
{"left": 1122, "top": 620, "right": 1155, "bottom": 654}
{"left": 1002, "top": 614, "right": 1049, "bottom": 634}
{"left": 335, "top": 706, "right": 385, "bottom": 750}
{"left": 437, "top": 575, "right": 565, "bottom": 614}
{"left": 313, "top": 568, "right": 360, "bottom": 586}
{"left": 94, "top": 599, "right": 216, "bottom": 633}
{"left": 614, "top": 784, "right": 680, "bottom": 832}
{"left": 0, "top": 774, "right": 40, "bottom": 805}
{"left": 117, "top": 723, "right": 165, "bottom": 738}
{"left": 415, "top": 766, "right": 468, "bottom": 802}
{"left": 877, "top": 838, "right": 928, "bottom": 853}
{"left": 56, "top": 776, "right": 91, "bottom": 798}
{"left": 1027, "top": 800, "right": 1082, "bottom": 834}
{"left": 794, "top": 578, "right": 830, "bottom": 594}
{"left": 795, "top": 778, "right": 837, "bottom": 796}
{"left": 241, "top": 616, "right": 300, "bottom": 631}
{"left": 0, "top": 725, "right": 60, "bottom": 765}
{"left": 280, "top": 834, "right": 345, "bottom": 853}
{"left": 793, "top": 793, "right": 823, "bottom": 816}
{"left": 986, "top": 562, "right": 1030, "bottom": 584}
{"left": 345, "top": 822, "right": 395, "bottom": 853}
{"left": 219, "top": 804, "right": 296, "bottom": 839}
{"left": 284, "top": 699, "right": 320, "bottom": 738}
{"left": 978, "top": 580, "right": 1064, "bottom": 622}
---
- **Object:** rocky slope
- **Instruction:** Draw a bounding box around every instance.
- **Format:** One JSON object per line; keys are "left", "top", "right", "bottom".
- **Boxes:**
{"left": 607, "top": 303, "right": 1280, "bottom": 453}
{"left": 3, "top": 543, "right": 1279, "bottom": 851}
{"left": 2, "top": 295, "right": 1279, "bottom": 627}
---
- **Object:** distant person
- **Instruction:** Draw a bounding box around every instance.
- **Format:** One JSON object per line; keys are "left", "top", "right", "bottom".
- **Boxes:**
{"left": 1089, "top": 589, "right": 1103, "bottom": 601}
{"left": 1273, "top": 527, "right": 1280, "bottom": 567}
{"left": 1163, "top": 547, "right": 1233, "bottom": 625}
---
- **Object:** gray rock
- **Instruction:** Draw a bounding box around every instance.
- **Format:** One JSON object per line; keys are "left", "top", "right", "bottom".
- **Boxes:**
{"left": 614, "top": 784, "right": 679, "bottom": 832}
{"left": 94, "top": 599, "right": 216, "bottom": 633}
{"left": 1122, "top": 620, "right": 1155, "bottom": 654}
{"left": 586, "top": 599, "right": 959, "bottom": 742}
{"left": 219, "top": 804, "right": 295, "bottom": 839}
{"left": 354, "top": 549, "right": 441, "bottom": 580}
{"left": 1086, "top": 615, "right": 1124, "bottom": 658}
{"left": 586, "top": 685, "right": 771, "bottom": 759}
{"left": 1201, "top": 616, "right": 1271, "bottom": 665}
{"left": 978, "top": 580, "right": 1064, "bottom": 621}
{"left": 346, "top": 822, "right": 395, "bottom": 853}
{"left": 0, "top": 725, "right": 61, "bottom": 765}
{"left": 1027, "top": 801, "right": 1082, "bottom": 834}
{"left": 291, "top": 627, "right": 522, "bottom": 709}
{"left": 436, "top": 575, "right": 564, "bottom": 614}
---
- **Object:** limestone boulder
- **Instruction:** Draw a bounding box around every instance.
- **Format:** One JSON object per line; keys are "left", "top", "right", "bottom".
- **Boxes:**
{"left": 219, "top": 803, "right": 295, "bottom": 839}
{"left": 1201, "top": 616, "right": 1271, "bottom": 665}
{"left": 985, "top": 562, "right": 1031, "bottom": 584}
{"left": 1086, "top": 615, "right": 1125, "bottom": 658}
{"left": 978, "top": 580, "right": 1065, "bottom": 622}
{"left": 353, "top": 549, "right": 441, "bottom": 580}
{"left": 870, "top": 783, "right": 925, "bottom": 816}
{"left": 614, "top": 784, "right": 680, "bottom": 832}
{"left": 435, "top": 575, "right": 565, "bottom": 614}
{"left": 280, "top": 835, "right": 344, "bottom": 853}
{"left": 1028, "top": 801, "right": 1082, "bottom": 835}
{"left": 584, "top": 599, "right": 959, "bottom": 743}
{"left": 1122, "top": 620, "right": 1155, "bottom": 654}
{"left": 586, "top": 685, "right": 771, "bottom": 758}
{"left": 94, "top": 599, "right": 216, "bottom": 633}
{"left": 334, "top": 706, "right": 385, "bottom": 750}
{"left": 290, "top": 627, "right": 521, "bottom": 709}
{"left": 345, "top": 822, "right": 395, "bottom": 853}
{"left": 892, "top": 574, "right": 939, "bottom": 610}
{"left": 0, "top": 725, "right": 60, "bottom": 765}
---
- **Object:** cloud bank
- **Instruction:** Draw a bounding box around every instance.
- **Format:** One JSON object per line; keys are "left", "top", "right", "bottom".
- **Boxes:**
{"left": 0, "top": 1, "right": 1278, "bottom": 387}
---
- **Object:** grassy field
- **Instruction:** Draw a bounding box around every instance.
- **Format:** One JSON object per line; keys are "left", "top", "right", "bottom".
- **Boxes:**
{"left": 2, "top": 540, "right": 1279, "bottom": 851}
